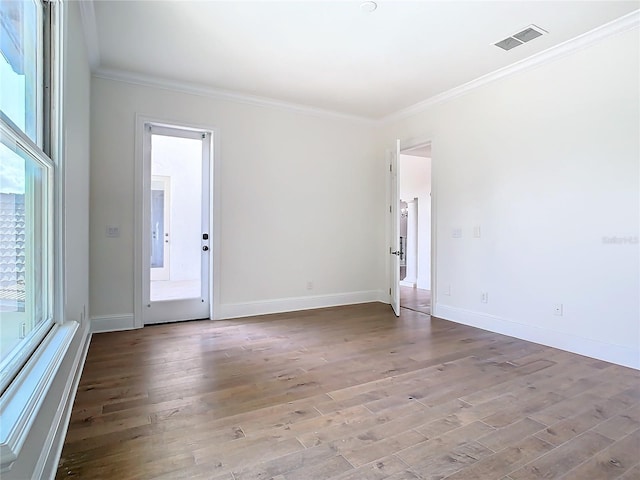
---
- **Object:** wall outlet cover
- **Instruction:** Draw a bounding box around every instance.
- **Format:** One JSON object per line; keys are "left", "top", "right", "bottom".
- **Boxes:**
{"left": 106, "top": 225, "right": 120, "bottom": 237}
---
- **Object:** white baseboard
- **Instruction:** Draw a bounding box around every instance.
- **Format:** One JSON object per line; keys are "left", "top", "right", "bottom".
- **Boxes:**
{"left": 38, "top": 322, "right": 91, "bottom": 480}
{"left": 91, "top": 314, "right": 136, "bottom": 333}
{"left": 433, "top": 304, "right": 640, "bottom": 370}
{"left": 399, "top": 280, "right": 416, "bottom": 288}
{"left": 216, "top": 290, "right": 386, "bottom": 320}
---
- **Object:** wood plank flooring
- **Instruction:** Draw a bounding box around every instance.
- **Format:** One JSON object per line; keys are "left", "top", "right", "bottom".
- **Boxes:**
{"left": 56, "top": 303, "right": 640, "bottom": 479}
{"left": 400, "top": 287, "right": 431, "bottom": 315}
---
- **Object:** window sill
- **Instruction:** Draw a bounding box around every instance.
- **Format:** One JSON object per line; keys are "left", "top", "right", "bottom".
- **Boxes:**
{"left": 0, "top": 321, "right": 78, "bottom": 473}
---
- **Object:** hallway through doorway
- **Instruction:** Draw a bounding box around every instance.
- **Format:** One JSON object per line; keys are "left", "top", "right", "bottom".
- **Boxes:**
{"left": 400, "top": 285, "right": 431, "bottom": 315}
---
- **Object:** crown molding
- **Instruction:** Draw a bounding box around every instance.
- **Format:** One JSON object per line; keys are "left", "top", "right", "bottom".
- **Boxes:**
{"left": 382, "top": 9, "right": 640, "bottom": 124}
{"left": 86, "top": 8, "right": 638, "bottom": 125}
{"left": 93, "top": 67, "right": 375, "bottom": 125}
{"left": 77, "top": 0, "right": 100, "bottom": 69}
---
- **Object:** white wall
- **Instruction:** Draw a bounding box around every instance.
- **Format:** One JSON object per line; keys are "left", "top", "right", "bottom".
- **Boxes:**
{"left": 5, "top": 2, "right": 92, "bottom": 478}
{"left": 90, "top": 78, "right": 384, "bottom": 323}
{"left": 382, "top": 27, "right": 640, "bottom": 369}
{"left": 400, "top": 154, "right": 432, "bottom": 290}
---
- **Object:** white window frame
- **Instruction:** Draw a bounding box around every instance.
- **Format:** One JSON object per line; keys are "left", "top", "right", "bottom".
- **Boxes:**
{"left": 0, "top": 115, "right": 54, "bottom": 394}
{"left": 0, "top": 0, "right": 77, "bottom": 473}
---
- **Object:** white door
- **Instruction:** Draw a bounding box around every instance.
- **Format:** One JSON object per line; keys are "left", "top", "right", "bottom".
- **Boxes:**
{"left": 142, "top": 124, "right": 212, "bottom": 324}
{"left": 390, "top": 139, "right": 401, "bottom": 316}
{"left": 150, "top": 175, "right": 171, "bottom": 281}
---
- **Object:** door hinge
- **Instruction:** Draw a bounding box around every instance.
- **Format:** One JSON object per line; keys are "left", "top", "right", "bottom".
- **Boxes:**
{"left": 389, "top": 205, "right": 392, "bottom": 213}
{"left": 389, "top": 288, "right": 391, "bottom": 295}
{"left": 389, "top": 164, "right": 392, "bottom": 172}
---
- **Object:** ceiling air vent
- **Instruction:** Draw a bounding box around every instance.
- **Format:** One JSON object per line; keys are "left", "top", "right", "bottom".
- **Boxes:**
{"left": 494, "top": 24, "right": 547, "bottom": 51}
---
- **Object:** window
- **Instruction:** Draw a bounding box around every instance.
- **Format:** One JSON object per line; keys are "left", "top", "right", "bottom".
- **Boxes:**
{"left": 0, "top": 0, "right": 54, "bottom": 394}
{"left": 0, "top": 1, "right": 71, "bottom": 473}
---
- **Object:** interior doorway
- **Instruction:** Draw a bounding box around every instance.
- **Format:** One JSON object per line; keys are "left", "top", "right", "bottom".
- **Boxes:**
{"left": 399, "top": 143, "right": 432, "bottom": 315}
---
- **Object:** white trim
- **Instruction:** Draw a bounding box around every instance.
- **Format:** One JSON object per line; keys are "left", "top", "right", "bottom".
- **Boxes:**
{"left": 433, "top": 304, "right": 640, "bottom": 370}
{"left": 34, "top": 323, "right": 91, "bottom": 480}
{"left": 210, "top": 126, "right": 222, "bottom": 322}
{"left": 133, "top": 116, "right": 145, "bottom": 329}
{"left": 94, "top": 67, "right": 375, "bottom": 125}
{"left": 399, "top": 280, "right": 416, "bottom": 288}
{"left": 77, "top": 0, "right": 100, "bottom": 69}
{"left": 216, "top": 290, "right": 386, "bottom": 320}
{"left": 91, "top": 315, "right": 136, "bottom": 334}
{"left": 382, "top": 10, "right": 640, "bottom": 123}
{"left": 375, "top": 290, "right": 389, "bottom": 304}
{"left": 53, "top": 0, "right": 65, "bottom": 328}
{"left": 0, "top": 322, "right": 78, "bottom": 473}
{"left": 429, "top": 143, "right": 438, "bottom": 311}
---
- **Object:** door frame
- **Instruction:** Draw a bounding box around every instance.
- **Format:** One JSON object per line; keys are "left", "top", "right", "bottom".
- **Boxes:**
{"left": 388, "top": 138, "right": 437, "bottom": 315}
{"left": 134, "top": 115, "right": 221, "bottom": 328}
{"left": 142, "top": 123, "right": 211, "bottom": 324}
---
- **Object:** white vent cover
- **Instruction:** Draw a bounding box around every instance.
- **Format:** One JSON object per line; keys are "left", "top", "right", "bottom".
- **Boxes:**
{"left": 494, "top": 24, "right": 547, "bottom": 51}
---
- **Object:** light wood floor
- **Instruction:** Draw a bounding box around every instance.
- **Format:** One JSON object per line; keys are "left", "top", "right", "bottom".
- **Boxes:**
{"left": 57, "top": 303, "right": 640, "bottom": 480}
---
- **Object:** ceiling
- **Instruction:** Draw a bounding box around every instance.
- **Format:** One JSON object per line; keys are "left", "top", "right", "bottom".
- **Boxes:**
{"left": 86, "top": 1, "right": 639, "bottom": 120}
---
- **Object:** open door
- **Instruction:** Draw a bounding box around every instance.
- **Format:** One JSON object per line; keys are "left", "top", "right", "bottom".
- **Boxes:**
{"left": 389, "top": 139, "right": 401, "bottom": 316}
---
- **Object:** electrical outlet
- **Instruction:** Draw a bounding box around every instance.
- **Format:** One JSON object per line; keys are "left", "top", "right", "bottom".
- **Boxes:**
{"left": 473, "top": 225, "right": 481, "bottom": 238}
{"left": 443, "top": 284, "right": 451, "bottom": 296}
{"left": 481, "top": 292, "right": 489, "bottom": 303}
{"left": 452, "top": 228, "right": 462, "bottom": 238}
{"left": 306, "top": 280, "right": 313, "bottom": 290}
{"left": 553, "top": 304, "right": 563, "bottom": 316}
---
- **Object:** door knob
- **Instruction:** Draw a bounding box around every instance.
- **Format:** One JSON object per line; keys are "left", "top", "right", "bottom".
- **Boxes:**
{"left": 202, "top": 246, "right": 209, "bottom": 251}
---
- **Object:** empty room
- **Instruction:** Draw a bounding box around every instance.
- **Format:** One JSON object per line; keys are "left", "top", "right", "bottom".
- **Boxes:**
{"left": 0, "top": 1, "right": 638, "bottom": 479}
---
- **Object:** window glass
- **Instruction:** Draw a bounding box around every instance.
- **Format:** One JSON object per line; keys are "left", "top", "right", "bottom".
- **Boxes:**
{"left": 0, "top": 0, "right": 52, "bottom": 393}
{"left": 0, "top": 0, "right": 40, "bottom": 143}
{"left": 0, "top": 138, "right": 51, "bottom": 386}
